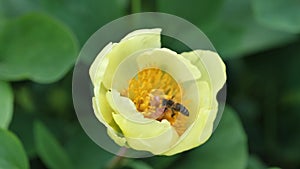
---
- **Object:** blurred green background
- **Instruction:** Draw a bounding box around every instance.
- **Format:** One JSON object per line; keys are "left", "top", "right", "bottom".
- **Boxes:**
{"left": 0, "top": 0, "right": 299, "bottom": 169}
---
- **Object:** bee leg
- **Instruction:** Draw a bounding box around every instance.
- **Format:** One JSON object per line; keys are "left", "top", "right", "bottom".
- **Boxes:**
{"left": 163, "top": 107, "right": 168, "bottom": 113}
{"left": 171, "top": 109, "right": 176, "bottom": 118}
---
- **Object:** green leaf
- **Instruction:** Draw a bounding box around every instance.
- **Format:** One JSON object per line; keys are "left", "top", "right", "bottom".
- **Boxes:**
{"left": 0, "top": 14, "right": 7, "bottom": 31}
{"left": 171, "top": 106, "right": 248, "bottom": 169}
{"left": 0, "top": 81, "right": 13, "bottom": 129}
{"left": 157, "top": 0, "right": 224, "bottom": 27}
{"left": 208, "top": 0, "right": 296, "bottom": 59}
{"left": 0, "top": 13, "right": 78, "bottom": 83}
{"left": 158, "top": 0, "right": 296, "bottom": 59}
{"left": 247, "top": 155, "right": 267, "bottom": 169}
{"left": 34, "top": 121, "right": 73, "bottom": 169}
{"left": 0, "top": 0, "right": 126, "bottom": 45}
{"left": 252, "top": 0, "right": 300, "bottom": 33}
{"left": 65, "top": 125, "right": 114, "bottom": 169}
{"left": 0, "top": 129, "right": 29, "bottom": 169}
{"left": 37, "top": 0, "right": 126, "bottom": 45}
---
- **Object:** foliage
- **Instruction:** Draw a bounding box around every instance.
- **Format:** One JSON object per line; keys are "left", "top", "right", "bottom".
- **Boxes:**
{"left": 0, "top": 129, "right": 29, "bottom": 169}
{"left": 0, "top": 0, "right": 299, "bottom": 169}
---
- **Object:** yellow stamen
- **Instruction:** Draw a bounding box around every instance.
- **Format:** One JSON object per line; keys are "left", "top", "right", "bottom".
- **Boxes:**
{"left": 127, "top": 67, "right": 188, "bottom": 135}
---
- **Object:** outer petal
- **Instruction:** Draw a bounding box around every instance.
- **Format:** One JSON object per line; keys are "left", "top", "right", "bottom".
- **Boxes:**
{"left": 92, "top": 85, "right": 126, "bottom": 146}
{"left": 187, "top": 50, "right": 226, "bottom": 144}
{"left": 163, "top": 50, "right": 226, "bottom": 155}
{"left": 107, "top": 127, "right": 127, "bottom": 147}
{"left": 89, "top": 43, "right": 112, "bottom": 86}
{"left": 89, "top": 29, "right": 162, "bottom": 87}
{"left": 182, "top": 50, "right": 226, "bottom": 92}
{"left": 93, "top": 84, "right": 116, "bottom": 128}
{"left": 103, "top": 28, "right": 161, "bottom": 89}
{"left": 107, "top": 90, "right": 179, "bottom": 154}
{"left": 113, "top": 114, "right": 179, "bottom": 155}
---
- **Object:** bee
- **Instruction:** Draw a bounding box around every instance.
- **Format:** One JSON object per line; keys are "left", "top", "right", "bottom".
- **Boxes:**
{"left": 146, "top": 89, "right": 189, "bottom": 120}
{"left": 162, "top": 99, "right": 189, "bottom": 117}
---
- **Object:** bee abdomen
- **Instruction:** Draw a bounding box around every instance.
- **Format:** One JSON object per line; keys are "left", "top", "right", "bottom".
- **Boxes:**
{"left": 174, "top": 103, "right": 189, "bottom": 116}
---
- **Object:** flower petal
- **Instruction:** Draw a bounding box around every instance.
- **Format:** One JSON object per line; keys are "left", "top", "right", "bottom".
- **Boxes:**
{"left": 163, "top": 50, "right": 226, "bottom": 155}
{"left": 106, "top": 89, "right": 153, "bottom": 123}
{"left": 181, "top": 50, "right": 226, "bottom": 92}
{"left": 102, "top": 28, "right": 162, "bottom": 89}
{"left": 163, "top": 81, "right": 211, "bottom": 155}
{"left": 182, "top": 50, "right": 226, "bottom": 144}
{"left": 107, "top": 127, "right": 127, "bottom": 147}
{"left": 136, "top": 48, "right": 201, "bottom": 82}
{"left": 92, "top": 85, "right": 125, "bottom": 144}
{"left": 106, "top": 89, "right": 179, "bottom": 154}
{"left": 184, "top": 50, "right": 226, "bottom": 145}
{"left": 89, "top": 43, "right": 112, "bottom": 86}
{"left": 112, "top": 113, "right": 179, "bottom": 155}
{"left": 89, "top": 29, "right": 162, "bottom": 88}
{"left": 93, "top": 84, "right": 116, "bottom": 128}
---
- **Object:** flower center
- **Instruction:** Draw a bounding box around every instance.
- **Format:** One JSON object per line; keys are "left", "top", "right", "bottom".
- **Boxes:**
{"left": 126, "top": 67, "right": 188, "bottom": 135}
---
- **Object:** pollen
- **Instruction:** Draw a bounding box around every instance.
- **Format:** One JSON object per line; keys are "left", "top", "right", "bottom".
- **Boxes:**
{"left": 127, "top": 67, "right": 188, "bottom": 135}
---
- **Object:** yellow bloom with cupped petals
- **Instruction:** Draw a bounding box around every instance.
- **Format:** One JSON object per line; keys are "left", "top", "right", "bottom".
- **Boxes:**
{"left": 89, "top": 28, "right": 226, "bottom": 155}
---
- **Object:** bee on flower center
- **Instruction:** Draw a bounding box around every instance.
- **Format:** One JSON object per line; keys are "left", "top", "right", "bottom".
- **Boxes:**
{"left": 162, "top": 99, "right": 190, "bottom": 117}
{"left": 144, "top": 89, "right": 189, "bottom": 124}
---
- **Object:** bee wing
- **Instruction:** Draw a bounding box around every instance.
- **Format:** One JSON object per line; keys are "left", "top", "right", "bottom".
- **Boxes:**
{"left": 146, "top": 107, "right": 165, "bottom": 119}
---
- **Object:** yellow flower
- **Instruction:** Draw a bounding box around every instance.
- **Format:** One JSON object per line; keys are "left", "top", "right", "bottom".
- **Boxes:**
{"left": 89, "top": 28, "right": 226, "bottom": 155}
